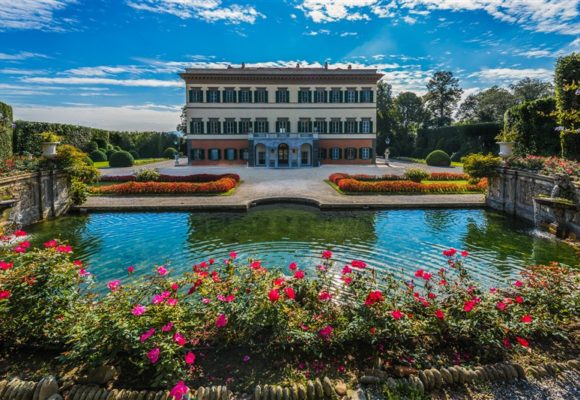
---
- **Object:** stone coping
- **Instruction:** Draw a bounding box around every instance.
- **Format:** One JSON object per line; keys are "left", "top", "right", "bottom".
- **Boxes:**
{"left": 0, "top": 170, "right": 68, "bottom": 185}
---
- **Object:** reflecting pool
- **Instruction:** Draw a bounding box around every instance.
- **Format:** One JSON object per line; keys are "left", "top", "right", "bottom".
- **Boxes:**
{"left": 26, "top": 206, "right": 577, "bottom": 286}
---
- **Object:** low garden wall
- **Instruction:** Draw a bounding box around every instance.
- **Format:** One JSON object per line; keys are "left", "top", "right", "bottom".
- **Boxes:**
{"left": 0, "top": 171, "right": 71, "bottom": 228}
{"left": 487, "top": 168, "right": 580, "bottom": 235}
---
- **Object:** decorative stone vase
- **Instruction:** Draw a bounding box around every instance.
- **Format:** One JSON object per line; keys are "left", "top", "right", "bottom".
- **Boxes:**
{"left": 41, "top": 142, "right": 60, "bottom": 158}
{"left": 497, "top": 142, "right": 514, "bottom": 159}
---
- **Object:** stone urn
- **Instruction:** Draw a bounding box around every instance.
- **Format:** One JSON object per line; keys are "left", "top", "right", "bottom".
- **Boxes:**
{"left": 497, "top": 142, "right": 514, "bottom": 159}
{"left": 41, "top": 142, "right": 60, "bottom": 158}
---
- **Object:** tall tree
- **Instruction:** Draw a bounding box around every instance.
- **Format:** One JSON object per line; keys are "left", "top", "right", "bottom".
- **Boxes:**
{"left": 457, "top": 86, "right": 516, "bottom": 123}
{"left": 375, "top": 81, "right": 396, "bottom": 154}
{"left": 391, "top": 92, "right": 425, "bottom": 155}
{"left": 510, "top": 78, "right": 554, "bottom": 103}
{"left": 423, "top": 71, "right": 463, "bottom": 127}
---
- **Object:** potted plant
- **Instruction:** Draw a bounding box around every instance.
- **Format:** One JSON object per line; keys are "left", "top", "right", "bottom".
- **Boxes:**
{"left": 495, "top": 129, "right": 516, "bottom": 159}
{"left": 40, "top": 132, "right": 61, "bottom": 158}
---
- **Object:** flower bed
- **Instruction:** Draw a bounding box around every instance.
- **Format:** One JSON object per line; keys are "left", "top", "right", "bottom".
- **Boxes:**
{"left": 506, "top": 156, "right": 580, "bottom": 181}
{"left": 91, "top": 177, "right": 238, "bottom": 195}
{"left": 99, "top": 173, "right": 241, "bottom": 183}
{"left": 0, "top": 232, "right": 577, "bottom": 392}
{"left": 329, "top": 172, "right": 468, "bottom": 186}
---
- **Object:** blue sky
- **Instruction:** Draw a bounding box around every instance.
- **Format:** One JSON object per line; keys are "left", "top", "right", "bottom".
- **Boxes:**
{"left": 0, "top": 0, "right": 578, "bottom": 131}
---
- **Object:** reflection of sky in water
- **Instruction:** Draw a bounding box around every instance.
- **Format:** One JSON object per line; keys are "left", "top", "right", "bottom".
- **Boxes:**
{"left": 26, "top": 207, "right": 578, "bottom": 288}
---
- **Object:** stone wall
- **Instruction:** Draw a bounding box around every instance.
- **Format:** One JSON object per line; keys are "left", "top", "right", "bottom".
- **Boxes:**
{"left": 0, "top": 170, "right": 71, "bottom": 228}
{"left": 487, "top": 168, "right": 580, "bottom": 236}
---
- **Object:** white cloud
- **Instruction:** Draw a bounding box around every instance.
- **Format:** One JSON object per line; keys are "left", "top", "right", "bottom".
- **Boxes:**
{"left": 126, "top": 0, "right": 265, "bottom": 24}
{"left": 402, "top": 15, "right": 416, "bottom": 24}
{"left": 469, "top": 67, "right": 553, "bottom": 82}
{"left": 21, "top": 77, "right": 183, "bottom": 87}
{"left": 0, "top": 51, "right": 48, "bottom": 60}
{"left": 13, "top": 104, "right": 180, "bottom": 131}
{"left": 0, "top": 0, "right": 76, "bottom": 31}
{"left": 515, "top": 49, "right": 553, "bottom": 58}
{"left": 0, "top": 68, "right": 47, "bottom": 75}
{"left": 340, "top": 31, "right": 358, "bottom": 36}
{"left": 64, "top": 65, "right": 147, "bottom": 76}
{"left": 297, "top": 0, "right": 580, "bottom": 35}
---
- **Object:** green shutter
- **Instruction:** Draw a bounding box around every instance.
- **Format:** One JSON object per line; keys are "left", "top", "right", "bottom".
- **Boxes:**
{"left": 339, "top": 91, "right": 344, "bottom": 103}
{"left": 338, "top": 148, "right": 343, "bottom": 159}
{"left": 222, "top": 90, "right": 227, "bottom": 102}
{"left": 216, "top": 91, "right": 221, "bottom": 103}
{"left": 275, "top": 91, "right": 280, "bottom": 103}
{"left": 298, "top": 91, "right": 302, "bottom": 103}
{"left": 324, "top": 91, "right": 328, "bottom": 103}
{"left": 217, "top": 149, "right": 221, "bottom": 160}
{"left": 265, "top": 91, "right": 269, "bottom": 103}
{"left": 200, "top": 149, "right": 205, "bottom": 160}
{"left": 238, "top": 90, "right": 242, "bottom": 102}
{"left": 359, "top": 121, "right": 363, "bottom": 133}
{"left": 275, "top": 121, "right": 280, "bottom": 132}
{"left": 189, "top": 121, "right": 194, "bottom": 134}
{"left": 188, "top": 90, "right": 193, "bottom": 103}
{"left": 359, "top": 148, "right": 364, "bottom": 159}
{"left": 369, "top": 121, "right": 373, "bottom": 133}
{"left": 287, "top": 121, "right": 291, "bottom": 132}
{"left": 285, "top": 90, "right": 289, "bottom": 102}
{"left": 308, "top": 91, "right": 312, "bottom": 103}
{"left": 205, "top": 91, "right": 210, "bottom": 102}
{"left": 370, "top": 90, "right": 374, "bottom": 103}
{"left": 355, "top": 91, "right": 359, "bottom": 103}
{"left": 254, "top": 90, "right": 258, "bottom": 103}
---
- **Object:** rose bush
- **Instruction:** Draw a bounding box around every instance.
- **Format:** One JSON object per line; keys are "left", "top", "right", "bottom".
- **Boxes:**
{"left": 1, "top": 233, "right": 577, "bottom": 390}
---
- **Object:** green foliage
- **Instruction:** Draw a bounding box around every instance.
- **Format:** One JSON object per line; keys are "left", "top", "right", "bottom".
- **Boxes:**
{"left": 129, "top": 150, "right": 140, "bottom": 160}
{"left": 425, "top": 150, "right": 451, "bottom": 167}
{"left": 109, "top": 151, "right": 134, "bottom": 168}
{"left": 52, "top": 144, "right": 100, "bottom": 205}
{"left": 40, "top": 131, "right": 61, "bottom": 142}
{"left": 106, "top": 149, "right": 116, "bottom": 160}
{"left": 414, "top": 123, "right": 500, "bottom": 158}
{"left": 13, "top": 121, "right": 109, "bottom": 155}
{"left": 0, "top": 102, "right": 13, "bottom": 162}
{"left": 554, "top": 53, "right": 580, "bottom": 160}
{"left": 461, "top": 153, "right": 502, "bottom": 179}
{"left": 135, "top": 168, "right": 160, "bottom": 182}
{"left": 163, "top": 147, "right": 178, "bottom": 159}
{"left": 90, "top": 150, "right": 107, "bottom": 162}
{"left": 87, "top": 141, "right": 99, "bottom": 152}
{"left": 457, "top": 86, "right": 516, "bottom": 123}
{"left": 510, "top": 78, "right": 554, "bottom": 103}
{"left": 424, "top": 71, "right": 463, "bottom": 127}
{"left": 403, "top": 167, "right": 430, "bottom": 183}
{"left": 94, "top": 138, "right": 108, "bottom": 149}
{"left": 503, "top": 97, "right": 559, "bottom": 156}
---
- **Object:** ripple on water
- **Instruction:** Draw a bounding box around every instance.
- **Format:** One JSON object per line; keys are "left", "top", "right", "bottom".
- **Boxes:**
{"left": 25, "top": 207, "right": 578, "bottom": 287}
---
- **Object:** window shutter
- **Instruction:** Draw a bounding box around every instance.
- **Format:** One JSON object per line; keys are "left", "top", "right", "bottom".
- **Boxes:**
{"left": 275, "top": 91, "right": 280, "bottom": 103}
{"left": 359, "top": 148, "right": 364, "bottom": 159}
{"left": 369, "top": 121, "right": 373, "bottom": 133}
{"left": 206, "top": 121, "right": 210, "bottom": 134}
{"left": 238, "top": 90, "right": 242, "bottom": 103}
{"left": 308, "top": 91, "right": 312, "bottom": 103}
{"left": 217, "top": 149, "right": 221, "bottom": 160}
{"left": 321, "top": 148, "right": 327, "bottom": 160}
{"left": 324, "top": 91, "right": 328, "bottom": 103}
{"left": 339, "top": 121, "right": 344, "bottom": 134}
{"left": 340, "top": 91, "right": 344, "bottom": 103}
{"left": 206, "top": 91, "right": 210, "bottom": 102}
{"left": 287, "top": 121, "right": 291, "bottom": 132}
{"left": 370, "top": 91, "right": 374, "bottom": 103}
{"left": 338, "top": 148, "right": 343, "bottom": 159}
{"left": 285, "top": 90, "right": 289, "bottom": 102}
{"left": 233, "top": 149, "right": 238, "bottom": 160}
{"left": 355, "top": 91, "right": 359, "bottom": 103}
{"left": 265, "top": 91, "right": 269, "bottom": 103}
{"left": 217, "top": 91, "right": 221, "bottom": 103}
{"left": 189, "top": 121, "right": 194, "bottom": 134}
{"left": 275, "top": 120, "right": 280, "bottom": 132}
{"left": 266, "top": 121, "right": 270, "bottom": 133}
{"left": 253, "top": 90, "right": 258, "bottom": 103}
{"left": 222, "top": 90, "right": 227, "bottom": 102}
{"left": 200, "top": 149, "right": 205, "bottom": 160}
{"left": 188, "top": 90, "right": 193, "bottom": 103}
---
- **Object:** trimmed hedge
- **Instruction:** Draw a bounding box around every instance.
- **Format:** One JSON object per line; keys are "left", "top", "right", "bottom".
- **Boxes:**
{"left": 109, "top": 151, "right": 134, "bottom": 168}
{"left": 163, "top": 147, "right": 178, "bottom": 159}
{"left": 504, "top": 97, "right": 560, "bottom": 157}
{"left": 129, "top": 150, "right": 140, "bottom": 160}
{"left": 555, "top": 53, "right": 580, "bottom": 160}
{"left": 89, "top": 150, "right": 107, "bottom": 162}
{"left": 414, "top": 122, "right": 500, "bottom": 158}
{"left": 426, "top": 150, "right": 451, "bottom": 167}
{"left": 0, "top": 102, "right": 13, "bottom": 162}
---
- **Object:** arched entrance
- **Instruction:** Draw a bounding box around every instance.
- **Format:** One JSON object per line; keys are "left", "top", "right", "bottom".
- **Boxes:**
{"left": 300, "top": 143, "right": 312, "bottom": 166}
{"left": 278, "top": 143, "right": 289, "bottom": 166}
{"left": 255, "top": 144, "right": 266, "bottom": 166}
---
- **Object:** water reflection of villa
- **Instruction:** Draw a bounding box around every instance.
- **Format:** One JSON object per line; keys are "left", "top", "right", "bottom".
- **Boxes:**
{"left": 179, "top": 64, "right": 382, "bottom": 167}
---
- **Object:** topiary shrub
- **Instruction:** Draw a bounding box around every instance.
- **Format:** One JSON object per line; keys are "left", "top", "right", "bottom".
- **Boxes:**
{"left": 87, "top": 141, "right": 99, "bottom": 152}
{"left": 403, "top": 167, "right": 430, "bottom": 183}
{"left": 129, "top": 150, "right": 140, "bottom": 160}
{"left": 89, "top": 150, "right": 107, "bottom": 162}
{"left": 462, "top": 153, "right": 502, "bottom": 181}
{"left": 135, "top": 168, "right": 160, "bottom": 182}
{"left": 113, "top": 145, "right": 122, "bottom": 151}
{"left": 426, "top": 150, "right": 451, "bottom": 167}
{"left": 106, "top": 149, "right": 116, "bottom": 161}
{"left": 163, "top": 147, "right": 178, "bottom": 159}
{"left": 95, "top": 138, "right": 108, "bottom": 149}
{"left": 109, "top": 151, "right": 134, "bottom": 168}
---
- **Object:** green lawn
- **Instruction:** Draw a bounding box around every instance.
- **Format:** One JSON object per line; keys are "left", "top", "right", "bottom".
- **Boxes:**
{"left": 94, "top": 158, "right": 167, "bottom": 169}
{"left": 393, "top": 156, "right": 463, "bottom": 167}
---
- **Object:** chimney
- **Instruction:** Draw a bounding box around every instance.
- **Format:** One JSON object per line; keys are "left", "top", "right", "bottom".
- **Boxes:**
{"left": 296, "top": 63, "right": 300, "bottom": 68}
{"left": 348, "top": 64, "right": 352, "bottom": 70}
{"left": 241, "top": 62, "right": 246, "bottom": 69}
{"left": 324, "top": 61, "right": 328, "bottom": 69}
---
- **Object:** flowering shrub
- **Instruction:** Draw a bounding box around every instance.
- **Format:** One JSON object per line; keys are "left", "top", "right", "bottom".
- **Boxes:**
{"left": 1, "top": 234, "right": 578, "bottom": 390}
{"left": 428, "top": 172, "right": 470, "bottom": 181}
{"left": 0, "top": 155, "right": 41, "bottom": 177}
{"left": 507, "top": 156, "right": 580, "bottom": 181}
{"left": 329, "top": 172, "right": 469, "bottom": 186}
{"left": 100, "top": 173, "right": 241, "bottom": 184}
{"left": 337, "top": 178, "right": 487, "bottom": 194}
{"left": 403, "top": 168, "right": 430, "bottom": 183}
{"left": 92, "top": 178, "right": 238, "bottom": 195}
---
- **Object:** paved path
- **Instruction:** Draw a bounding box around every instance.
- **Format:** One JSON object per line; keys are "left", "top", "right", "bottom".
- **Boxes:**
{"left": 81, "top": 160, "right": 485, "bottom": 211}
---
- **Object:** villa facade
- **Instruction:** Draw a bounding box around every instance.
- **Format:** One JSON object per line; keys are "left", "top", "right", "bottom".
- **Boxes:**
{"left": 180, "top": 65, "right": 382, "bottom": 167}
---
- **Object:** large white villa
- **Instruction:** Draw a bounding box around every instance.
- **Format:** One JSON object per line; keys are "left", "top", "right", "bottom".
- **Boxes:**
{"left": 180, "top": 64, "right": 382, "bottom": 167}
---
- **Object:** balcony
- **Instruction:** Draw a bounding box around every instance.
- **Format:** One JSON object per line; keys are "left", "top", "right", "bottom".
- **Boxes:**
{"left": 249, "top": 132, "right": 318, "bottom": 140}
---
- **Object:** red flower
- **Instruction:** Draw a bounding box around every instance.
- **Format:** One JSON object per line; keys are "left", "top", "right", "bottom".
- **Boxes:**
{"left": 515, "top": 296, "right": 523, "bottom": 304}
{"left": 140, "top": 328, "right": 155, "bottom": 342}
{"left": 422, "top": 272, "right": 432, "bottom": 281}
{"left": 250, "top": 260, "right": 262, "bottom": 270}
{"left": 414, "top": 269, "right": 424, "bottom": 278}
{"left": 319, "top": 291, "right": 332, "bottom": 301}
{"left": 148, "top": 348, "right": 160, "bottom": 364}
{"left": 0, "top": 261, "right": 13, "bottom": 271}
{"left": 463, "top": 300, "right": 476, "bottom": 312}
{"left": 460, "top": 250, "right": 469, "bottom": 257}
{"left": 342, "top": 265, "right": 352, "bottom": 274}
{"left": 13, "top": 230, "right": 27, "bottom": 237}
{"left": 294, "top": 270, "right": 305, "bottom": 279}
{"left": 514, "top": 280, "right": 523, "bottom": 287}
{"left": 502, "top": 337, "right": 512, "bottom": 348}
{"left": 439, "top": 279, "right": 448, "bottom": 286}
{"left": 170, "top": 381, "right": 189, "bottom": 400}
{"left": 185, "top": 352, "right": 196, "bottom": 365}
{"left": 435, "top": 309, "right": 445, "bottom": 320}
{"left": 284, "top": 287, "right": 296, "bottom": 300}
{"left": 107, "top": 280, "right": 121, "bottom": 292}
{"left": 44, "top": 239, "right": 58, "bottom": 248}
{"left": 56, "top": 245, "right": 73, "bottom": 253}
{"left": 428, "top": 292, "right": 437, "bottom": 299}
{"left": 351, "top": 260, "right": 367, "bottom": 269}
{"left": 215, "top": 314, "right": 228, "bottom": 328}
{"left": 443, "top": 248, "right": 457, "bottom": 257}
{"left": 521, "top": 314, "right": 532, "bottom": 323}
{"left": 318, "top": 325, "right": 333, "bottom": 339}
{"left": 268, "top": 289, "right": 280, "bottom": 302}
{"left": 369, "top": 327, "right": 376, "bottom": 334}
{"left": 0, "top": 290, "right": 10, "bottom": 300}
{"left": 127, "top": 266, "right": 135, "bottom": 274}
{"left": 229, "top": 251, "right": 237, "bottom": 259}
{"left": 173, "top": 332, "right": 186, "bottom": 346}
{"left": 288, "top": 262, "right": 298, "bottom": 271}
{"left": 341, "top": 276, "right": 352, "bottom": 285}
{"left": 516, "top": 337, "right": 529, "bottom": 347}
{"left": 364, "top": 290, "right": 384, "bottom": 306}
{"left": 273, "top": 277, "right": 285, "bottom": 286}
{"left": 496, "top": 301, "right": 506, "bottom": 311}
{"left": 322, "top": 250, "right": 332, "bottom": 259}
{"left": 391, "top": 310, "right": 403, "bottom": 320}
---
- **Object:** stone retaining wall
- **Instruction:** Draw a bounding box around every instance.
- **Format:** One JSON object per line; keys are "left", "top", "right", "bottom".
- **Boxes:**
{"left": 0, "top": 171, "right": 71, "bottom": 229}
{"left": 487, "top": 168, "right": 580, "bottom": 235}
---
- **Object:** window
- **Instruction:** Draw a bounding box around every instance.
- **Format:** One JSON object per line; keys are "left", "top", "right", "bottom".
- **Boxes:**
{"left": 190, "top": 119, "right": 203, "bottom": 134}
{"left": 223, "top": 88, "right": 236, "bottom": 103}
{"left": 329, "top": 89, "right": 342, "bottom": 103}
{"left": 224, "top": 119, "right": 237, "bottom": 134}
{"left": 346, "top": 147, "right": 357, "bottom": 160}
{"left": 276, "top": 88, "right": 289, "bottom": 103}
{"left": 276, "top": 119, "right": 290, "bottom": 133}
{"left": 255, "top": 118, "right": 268, "bottom": 133}
{"left": 257, "top": 150, "right": 266, "bottom": 165}
{"left": 298, "top": 119, "right": 312, "bottom": 133}
{"left": 360, "top": 147, "right": 371, "bottom": 160}
{"left": 239, "top": 119, "right": 252, "bottom": 134}
{"left": 225, "top": 148, "right": 236, "bottom": 160}
{"left": 208, "top": 119, "right": 220, "bottom": 134}
{"left": 361, "top": 119, "right": 371, "bottom": 133}
{"left": 298, "top": 88, "right": 311, "bottom": 103}
{"left": 241, "top": 149, "right": 249, "bottom": 161}
{"left": 360, "top": 89, "right": 373, "bottom": 103}
{"left": 319, "top": 148, "right": 327, "bottom": 160}
{"left": 330, "top": 147, "right": 341, "bottom": 160}
{"left": 239, "top": 89, "right": 252, "bottom": 103}
{"left": 254, "top": 88, "right": 268, "bottom": 103}
{"left": 345, "top": 119, "right": 357, "bottom": 134}
{"left": 207, "top": 89, "right": 220, "bottom": 103}
{"left": 188, "top": 88, "right": 203, "bottom": 103}
{"left": 209, "top": 148, "right": 220, "bottom": 161}
{"left": 190, "top": 148, "right": 204, "bottom": 160}
{"left": 329, "top": 119, "right": 342, "bottom": 134}
{"left": 313, "top": 89, "right": 326, "bottom": 103}
{"left": 345, "top": 89, "right": 357, "bottom": 103}
{"left": 314, "top": 119, "right": 326, "bottom": 134}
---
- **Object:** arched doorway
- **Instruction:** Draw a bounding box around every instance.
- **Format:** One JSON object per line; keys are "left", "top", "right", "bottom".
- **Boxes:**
{"left": 255, "top": 144, "right": 266, "bottom": 166}
{"left": 300, "top": 143, "right": 312, "bottom": 166}
{"left": 278, "top": 143, "right": 289, "bottom": 166}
